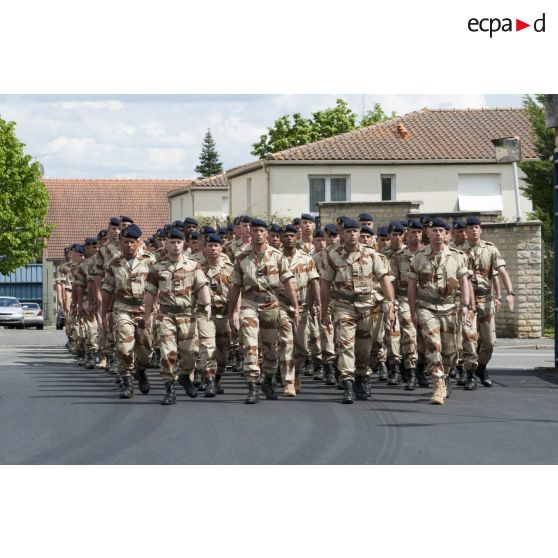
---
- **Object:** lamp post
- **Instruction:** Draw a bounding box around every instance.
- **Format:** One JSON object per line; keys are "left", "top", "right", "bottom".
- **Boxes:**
{"left": 491, "top": 137, "right": 522, "bottom": 222}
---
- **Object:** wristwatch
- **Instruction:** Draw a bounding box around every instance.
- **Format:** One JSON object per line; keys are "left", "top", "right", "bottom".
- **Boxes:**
{"left": 508, "top": 292, "right": 515, "bottom": 297}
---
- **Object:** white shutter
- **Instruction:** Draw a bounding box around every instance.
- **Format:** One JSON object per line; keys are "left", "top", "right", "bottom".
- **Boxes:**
{"left": 458, "top": 173, "right": 503, "bottom": 212}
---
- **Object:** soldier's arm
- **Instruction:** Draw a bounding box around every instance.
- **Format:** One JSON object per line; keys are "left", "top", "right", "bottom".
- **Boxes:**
{"left": 283, "top": 278, "right": 300, "bottom": 326}
{"left": 407, "top": 277, "right": 418, "bottom": 326}
{"left": 319, "top": 278, "right": 332, "bottom": 326}
{"left": 197, "top": 284, "right": 212, "bottom": 319}
{"left": 75, "top": 285, "right": 84, "bottom": 315}
{"left": 227, "top": 284, "right": 241, "bottom": 330}
{"left": 493, "top": 274, "right": 502, "bottom": 312}
{"left": 307, "top": 278, "right": 320, "bottom": 309}
{"left": 495, "top": 266, "right": 514, "bottom": 310}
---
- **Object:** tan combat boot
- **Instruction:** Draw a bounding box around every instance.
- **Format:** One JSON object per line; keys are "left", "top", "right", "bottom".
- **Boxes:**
{"left": 96, "top": 355, "right": 108, "bottom": 369}
{"left": 294, "top": 376, "right": 302, "bottom": 393}
{"left": 431, "top": 376, "right": 445, "bottom": 405}
{"left": 283, "top": 383, "right": 296, "bottom": 397}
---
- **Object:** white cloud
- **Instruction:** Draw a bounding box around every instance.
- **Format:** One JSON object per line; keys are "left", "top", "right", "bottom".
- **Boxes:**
{"left": 58, "top": 100, "right": 124, "bottom": 111}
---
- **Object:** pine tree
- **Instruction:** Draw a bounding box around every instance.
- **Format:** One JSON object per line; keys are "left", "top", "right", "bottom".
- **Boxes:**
{"left": 195, "top": 129, "right": 223, "bottom": 178}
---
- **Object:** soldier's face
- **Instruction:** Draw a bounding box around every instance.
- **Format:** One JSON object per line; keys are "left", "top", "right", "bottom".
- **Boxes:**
{"left": 466, "top": 224, "right": 482, "bottom": 241}
{"left": 251, "top": 226, "right": 267, "bottom": 246}
{"left": 390, "top": 232, "right": 403, "bottom": 249}
{"left": 325, "top": 233, "right": 337, "bottom": 246}
{"left": 204, "top": 242, "right": 222, "bottom": 259}
{"left": 360, "top": 220, "right": 373, "bottom": 229}
{"left": 301, "top": 219, "right": 315, "bottom": 236}
{"left": 167, "top": 239, "right": 184, "bottom": 257}
{"left": 118, "top": 222, "right": 128, "bottom": 231}
{"left": 189, "top": 239, "right": 200, "bottom": 252}
{"left": 360, "top": 233, "right": 372, "bottom": 246}
{"left": 120, "top": 237, "right": 140, "bottom": 257}
{"left": 455, "top": 229, "right": 467, "bottom": 243}
{"left": 407, "top": 229, "right": 422, "bottom": 246}
{"left": 343, "top": 228, "right": 360, "bottom": 248}
{"left": 313, "top": 237, "right": 326, "bottom": 252}
{"left": 378, "top": 237, "right": 388, "bottom": 249}
{"left": 240, "top": 222, "right": 251, "bottom": 237}
{"left": 185, "top": 225, "right": 197, "bottom": 234}
{"left": 269, "top": 232, "right": 282, "bottom": 248}
{"left": 281, "top": 232, "right": 297, "bottom": 249}
{"left": 428, "top": 227, "right": 446, "bottom": 245}
{"left": 108, "top": 225, "right": 120, "bottom": 241}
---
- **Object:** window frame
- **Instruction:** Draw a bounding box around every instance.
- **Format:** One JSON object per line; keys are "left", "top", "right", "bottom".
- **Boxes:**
{"left": 308, "top": 175, "right": 351, "bottom": 214}
{"left": 380, "top": 173, "right": 396, "bottom": 201}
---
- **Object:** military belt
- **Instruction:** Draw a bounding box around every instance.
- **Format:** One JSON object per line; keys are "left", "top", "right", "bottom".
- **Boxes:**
{"left": 244, "top": 292, "right": 277, "bottom": 304}
{"left": 334, "top": 291, "right": 373, "bottom": 303}
{"left": 417, "top": 295, "right": 454, "bottom": 306}
{"left": 474, "top": 288, "right": 492, "bottom": 297}
{"left": 160, "top": 304, "right": 192, "bottom": 315}
{"left": 117, "top": 297, "right": 143, "bottom": 307}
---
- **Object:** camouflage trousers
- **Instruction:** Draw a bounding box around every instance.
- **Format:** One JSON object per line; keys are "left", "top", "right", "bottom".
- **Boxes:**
{"left": 82, "top": 304, "right": 100, "bottom": 353}
{"left": 98, "top": 321, "right": 116, "bottom": 358}
{"left": 462, "top": 299, "right": 494, "bottom": 368}
{"left": 240, "top": 304, "right": 279, "bottom": 382}
{"left": 384, "top": 308, "right": 401, "bottom": 365}
{"left": 278, "top": 306, "right": 295, "bottom": 384}
{"left": 416, "top": 306, "right": 457, "bottom": 378}
{"left": 114, "top": 310, "right": 152, "bottom": 377}
{"left": 157, "top": 312, "right": 199, "bottom": 382}
{"left": 334, "top": 302, "right": 384, "bottom": 382}
{"left": 196, "top": 312, "right": 231, "bottom": 379}
{"left": 398, "top": 299, "right": 418, "bottom": 369}
{"left": 308, "top": 308, "right": 335, "bottom": 365}
{"left": 70, "top": 310, "right": 84, "bottom": 350}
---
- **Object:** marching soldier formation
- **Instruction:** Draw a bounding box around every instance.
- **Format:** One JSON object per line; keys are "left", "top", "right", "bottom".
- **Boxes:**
{"left": 56, "top": 211, "right": 514, "bottom": 406}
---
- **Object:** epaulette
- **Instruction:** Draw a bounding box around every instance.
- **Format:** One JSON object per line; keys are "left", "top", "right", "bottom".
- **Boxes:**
{"left": 484, "top": 241, "right": 495, "bottom": 246}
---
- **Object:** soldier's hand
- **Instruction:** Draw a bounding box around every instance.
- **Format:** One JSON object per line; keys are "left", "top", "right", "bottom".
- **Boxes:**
{"left": 494, "top": 298, "right": 502, "bottom": 313}
{"left": 293, "top": 307, "right": 300, "bottom": 328}
{"left": 321, "top": 312, "right": 332, "bottom": 329}
{"left": 205, "top": 304, "right": 212, "bottom": 320}
{"left": 465, "top": 309, "right": 474, "bottom": 327}
{"left": 230, "top": 311, "right": 240, "bottom": 331}
{"left": 506, "top": 294, "right": 515, "bottom": 312}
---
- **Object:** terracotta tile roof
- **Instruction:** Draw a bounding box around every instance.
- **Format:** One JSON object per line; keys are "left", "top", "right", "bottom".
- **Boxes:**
{"left": 43, "top": 179, "right": 193, "bottom": 260}
{"left": 268, "top": 108, "right": 537, "bottom": 162}
{"left": 168, "top": 173, "right": 228, "bottom": 197}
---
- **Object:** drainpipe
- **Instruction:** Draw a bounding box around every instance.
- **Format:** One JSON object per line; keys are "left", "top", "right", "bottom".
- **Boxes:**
{"left": 263, "top": 161, "right": 271, "bottom": 216}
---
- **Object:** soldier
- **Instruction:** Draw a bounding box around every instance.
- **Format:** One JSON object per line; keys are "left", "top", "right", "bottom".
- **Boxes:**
{"left": 188, "top": 231, "right": 202, "bottom": 257}
{"left": 67, "top": 244, "right": 86, "bottom": 361}
{"left": 227, "top": 218, "right": 299, "bottom": 404}
{"left": 143, "top": 228, "right": 212, "bottom": 406}
{"left": 196, "top": 232, "right": 235, "bottom": 397}
{"left": 320, "top": 218, "right": 396, "bottom": 404}
{"left": 358, "top": 213, "right": 374, "bottom": 229}
{"left": 359, "top": 226, "right": 374, "bottom": 248}
{"left": 462, "top": 216, "right": 515, "bottom": 388}
{"left": 407, "top": 218, "right": 473, "bottom": 405}
{"left": 277, "top": 224, "right": 320, "bottom": 396}
{"left": 268, "top": 223, "right": 283, "bottom": 250}
{"left": 323, "top": 223, "right": 339, "bottom": 248}
{"left": 183, "top": 217, "right": 198, "bottom": 236}
{"left": 102, "top": 224, "right": 155, "bottom": 399}
{"left": 292, "top": 217, "right": 302, "bottom": 240}
{"left": 55, "top": 247, "right": 72, "bottom": 348}
{"left": 217, "top": 226, "right": 228, "bottom": 241}
{"left": 376, "top": 226, "right": 389, "bottom": 253}
{"left": 224, "top": 215, "right": 251, "bottom": 262}
{"left": 297, "top": 213, "right": 316, "bottom": 255}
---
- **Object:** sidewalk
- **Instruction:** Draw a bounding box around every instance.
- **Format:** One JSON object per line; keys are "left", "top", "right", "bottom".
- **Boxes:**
{"left": 496, "top": 337, "right": 554, "bottom": 349}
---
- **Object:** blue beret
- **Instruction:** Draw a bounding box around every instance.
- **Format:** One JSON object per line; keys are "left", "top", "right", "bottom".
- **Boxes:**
{"left": 109, "top": 217, "right": 122, "bottom": 226}
{"left": 324, "top": 224, "right": 338, "bottom": 235}
{"left": 84, "top": 237, "right": 98, "bottom": 246}
{"left": 453, "top": 219, "right": 466, "bottom": 230}
{"left": 121, "top": 224, "right": 142, "bottom": 239}
{"left": 407, "top": 219, "right": 422, "bottom": 230}
{"left": 120, "top": 215, "right": 134, "bottom": 224}
{"left": 377, "top": 226, "right": 389, "bottom": 238}
{"left": 200, "top": 225, "right": 216, "bottom": 235}
{"left": 172, "top": 220, "right": 184, "bottom": 229}
{"left": 64, "top": 246, "right": 71, "bottom": 254}
{"left": 233, "top": 216, "right": 241, "bottom": 225}
{"left": 167, "top": 228, "right": 185, "bottom": 240}
{"left": 205, "top": 233, "right": 224, "bottom": 244}
{"left": 360, "top": 226, "right": 374, "bottom": 236}
{"left": 388, "top": 222, "right": 405, "bottom": 234}
{"left": 336, "top": 216, "right": 349, "bottom": 226}
{"left": 97, "top": 229, "right": 107, "bottom": 240}
{"left": 358, "top": 213, "right": 373, "bottom": 222}
{"left": 190, "top": 231, "right": 200, "bottom": 240}
{"left": 465, "top": 216, "right": 481, "bottom": 226}
{"left": 156, "top": 228, "right": 166, "bottom": 237}
{"left": 71, "top": 243, "right": 82, "bottom": 250}
{"left": 341, "top": 217, "right": 360, "bottom": 230}
{"left": 74, "top": 244, "right": 84, "bottom": 254}
{"left": 400, "top": 220, "right": 408, "bottom": 228}
{"left": 301, "top": 213, "right": 316, "bottom": 223}
{"left": 240, "top": 215, "right": 252, "bottom": 224}
{"left": 420, "top": 214, "right": 433, "bottom": 226}
{"left": 183, "top": 217, "right": 198, "bottom": 226}
{"left": 250, "top": 218, "right": 268, "bottom": 228}
{"left": 282, "top": 224, "right": 298, "bottom": 234}
{"left": 227, "top": 223, "right": 234, "bottom": 231}
{"left": 292, "top": 217, "right": 301, "bottom": 225}
{"left": 268, "top": 223, "right": 282, "bottom": 234}
{"left": 217, "top": 226, "right": 228, "bottom": 235}
{"left": 313, "top": 228, "right": 325, "bottom": 238}
{"left": 431, "top": 218, "right": 450, "bottom": 230}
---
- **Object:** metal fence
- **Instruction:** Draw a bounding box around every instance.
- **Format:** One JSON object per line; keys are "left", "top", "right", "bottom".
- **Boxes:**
{"left": 0, "top": 264, "right": 43, "bottom": 304}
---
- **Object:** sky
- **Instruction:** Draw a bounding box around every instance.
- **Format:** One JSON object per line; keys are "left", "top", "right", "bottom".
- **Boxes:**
{"left": 0, "top": 94, "right": 524, "bottom": 179}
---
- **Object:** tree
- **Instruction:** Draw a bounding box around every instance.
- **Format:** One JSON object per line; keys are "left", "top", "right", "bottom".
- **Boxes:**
{"left": 195, "top": 129, "right": 223, "bottom": 178}
{"left": 251, "top": 98, "right": 396, "bottom": 159}
{"left": 518, "top": 95, "right": 554, "bottom": 242}
{"left": 0, "top": 115, "right": 53, "bottom": 275}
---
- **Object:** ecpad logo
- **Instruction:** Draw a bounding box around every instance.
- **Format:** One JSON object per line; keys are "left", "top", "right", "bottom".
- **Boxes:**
{"left": 468, "top": 13, "right": 546, "bottom": 37}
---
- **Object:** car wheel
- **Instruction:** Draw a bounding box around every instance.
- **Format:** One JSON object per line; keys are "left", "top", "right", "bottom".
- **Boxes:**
{"left": 36, "top": 325, "right": 44, "bottom": 330}
{"left": 16, "top": 323, "right": 25, "bottom": 329}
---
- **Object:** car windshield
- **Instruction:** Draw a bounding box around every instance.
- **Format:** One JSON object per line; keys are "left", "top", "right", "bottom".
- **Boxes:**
{"left": 0, "top": 298, "right": 20, "bottom": 307}
{"left": 22, "top": 303, "right": 39, "bottom": 309}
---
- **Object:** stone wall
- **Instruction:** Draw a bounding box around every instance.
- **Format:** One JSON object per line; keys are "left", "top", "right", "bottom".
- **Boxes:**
{"left": 319, "top": 201, "right": 421, "bottom": 227}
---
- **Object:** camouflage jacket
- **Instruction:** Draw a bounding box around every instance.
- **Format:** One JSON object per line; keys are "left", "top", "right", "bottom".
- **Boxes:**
{"left": 277, "top": 249, "right": 319, "bottom": 308}
{"left": 408, "top": 245, "right": 468, "bottom": 311}
{"left": 145, "top": 254, "right": 208, "bottom": 313}
{"left": 462, "top": 239, "right": 505, "bottom": 297}
{"left": 296, "top": 238, "right": 315, "bottom": 256}
{"left": 232, "top": 245, "right": 293, "bottom": 310}
{"left": 321, "top": 244, "right": 389, "bottom": 310}
{"left": 224, "top": 238, "right": 251, "bottom": 263}
{"left": 102, "top": 252, "right": 155, "bottom": 312}
{"left": 94, "top": 240, "right": 122, "bottom": 277}
{"left": 199, "top": 254, "right": 234, "bottom": 314}
{"left": 390, "top": 246, "right": 420, "bottom": 300}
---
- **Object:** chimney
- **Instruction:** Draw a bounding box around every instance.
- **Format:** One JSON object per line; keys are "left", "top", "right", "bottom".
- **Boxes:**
{"left": 397, "top": 123, "right": 410, "bottom": 141}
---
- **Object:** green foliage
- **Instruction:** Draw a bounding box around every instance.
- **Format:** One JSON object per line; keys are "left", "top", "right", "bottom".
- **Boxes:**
{"left": 195, "top": 129, "right": 223, "bottom": 178}
{"left": 251, "top": 98, "right": 396, "bottom": 159}
{"left": 0, "top": 115, "right": 53, "bottom": 274}
{"left": 522, "top": 94, "right": 555, "bottom": 159}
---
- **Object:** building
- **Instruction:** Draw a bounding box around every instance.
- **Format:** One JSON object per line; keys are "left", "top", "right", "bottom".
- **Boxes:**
{"left": 226, "top": 108, "right": 537, "bottom": 220}
{"left": 167, "top": 173, "right": 229, "bottom": 222}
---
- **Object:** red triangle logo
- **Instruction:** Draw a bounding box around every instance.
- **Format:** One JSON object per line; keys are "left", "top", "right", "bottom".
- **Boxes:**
{"left": 516, "top": 19, "right": 530, "bottom": 31}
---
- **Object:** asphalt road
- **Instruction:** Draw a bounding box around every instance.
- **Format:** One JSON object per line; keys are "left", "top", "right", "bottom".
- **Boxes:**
{"left": 1, "top": 328, "right": 557, "bottom": 464}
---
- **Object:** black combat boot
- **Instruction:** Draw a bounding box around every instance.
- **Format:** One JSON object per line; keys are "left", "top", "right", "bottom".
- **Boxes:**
{"left": 342, "top": 380, "right": 355, "bottom": 404}
{"left": 303, "top": 356, "right": 314, "bottom": 376}
{"left": 228, "top": 350, "right": 240, "bottom": 373}
{"left": 404, "top": 368, "right": 417, "bottom": 391}
{"left": 77, "top": 350, "right": 86, "bottom": 366}
{"left": 475, "top": 364, "right": 492, "bottom": 387}
{"left": 456, "top": 365, "right": 467, "bottom": 386}
{"left": 313, "top": 363, "right": 325, "bottom": 382}
{"left": 354, "top": 376, "right": 368, "bottom": 400}
{"left": 119, "top": 376, "right": 134, "bottom": 399}
{"left": 416, "top": 362, "right": 429, "bottom": 387}
{"left": 161, "top": 382, "right": 176, "bottom": 405}
{"left": 364, "top": 375, "right": 372, "bottom": 397}
{"left": 135, "top": 367, "right": 150, "bottom": 394}
{"left": 335, "top": 367, "right": 344, "bottom": 390}
{"left": 178, "top": 373, "right": 198, "bottom": 398}
{"left": 215, "top": 374, "right": 225, "bottom": 394}
{"left": 245, "top": 382, "right": 259, "bottom": 404}
{"left": 444, "top": 375, "right": 452, "bottom": 399}
{"left": 262, "top": 375, "right": 278, "bottom": 400}
{"left": 324, "top": 363, "right": 336, "bottom": 385}
{"left": 377, "top": 362, "right": 388, "bottom": 382}
{"left": 387, "top": 362, "right": 402, "bottom": 385}
{"left": 464, "top": 368, "right": 477, "bottom": 391}
{"left": 205, "top": 376, "right": 217, "bottom": 398}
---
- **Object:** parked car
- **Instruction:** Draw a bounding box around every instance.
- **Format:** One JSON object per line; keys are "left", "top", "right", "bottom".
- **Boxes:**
{"left": 20, "top": 302, "right": 44, "bottom": 330}
{"left": 0, "top": 296, "right": 25, "bottom": 329}
{"left": 56, "top": 308, "right": 65, "bottom": 330}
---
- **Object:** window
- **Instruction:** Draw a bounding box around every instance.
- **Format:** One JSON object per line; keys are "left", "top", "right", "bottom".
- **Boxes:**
{"left": 221, "top": 196, "right": 228, "bottom": 216}
{"left": 309, "top": 176, "right": 349, "bottom": 212}
{"left": 457, "top": 173, "right": 503, "bottom": 212}
{"left": 246, "top": 178, "right": 252, "bottom": 213}
{"left": 381, "top": 174, "right": 395, "bottom": 201}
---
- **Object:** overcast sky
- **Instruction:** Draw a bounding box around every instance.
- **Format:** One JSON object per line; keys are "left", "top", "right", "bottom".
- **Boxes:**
{"left": 0, "top": 94, "right": 524, "bottom": 179}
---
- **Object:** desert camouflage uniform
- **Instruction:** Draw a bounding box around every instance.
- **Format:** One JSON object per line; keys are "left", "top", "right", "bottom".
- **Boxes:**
{"left": 224, "top": 238, "right": 250, "bottom": 263}
{"left": 321, "top": 244, "right": 388, "bottom": 382}
{"left": 74, "top": 256, "right": 100, "bottom": 356}
{"left": 296, "top": 238, "right": 315, "bottom": 256}
{"left": 232, "top": 246, "right": 293, "bottom": 382}
{"left": 102, "top": 252, "right": 155, "bottom": 377}
{"left": 64, "top": 262, "right": 83, "bottom": 349}
{"left": 56, "top": 262, "right": 72, "bottom": 340}
{"left": 408, "top": 246, "right": 468, "bottom": 378}
{"left": 145, "top": 254, "right": 208, "bottom": 382}
{"left": 370, "top": 251, "right": 391, "bottom": 370}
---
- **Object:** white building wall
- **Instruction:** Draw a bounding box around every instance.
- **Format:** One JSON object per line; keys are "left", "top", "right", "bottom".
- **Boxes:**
{"left": 229, "top": 168, "right": 268, "bottom": 217}
{"left": 169, "top": 189, "right": 228, "bottom": 221}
